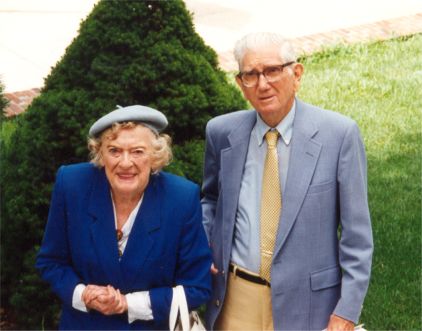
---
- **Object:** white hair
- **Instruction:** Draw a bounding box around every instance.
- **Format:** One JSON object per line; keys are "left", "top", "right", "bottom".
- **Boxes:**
{"left": 234, "top": 32, "right": 297, "bottom": 70}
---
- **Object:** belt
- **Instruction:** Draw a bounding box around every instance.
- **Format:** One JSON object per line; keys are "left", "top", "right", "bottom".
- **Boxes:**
{"left": 229, "top": 264, "right": 271, "bottom": 287}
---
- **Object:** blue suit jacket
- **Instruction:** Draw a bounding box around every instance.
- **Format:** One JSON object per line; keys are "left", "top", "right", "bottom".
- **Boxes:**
{"left": 36, "top": 163, "right": 212, "bottom": 330}
{"left": 202, "top": 99, "right": 373, "bottom": 330}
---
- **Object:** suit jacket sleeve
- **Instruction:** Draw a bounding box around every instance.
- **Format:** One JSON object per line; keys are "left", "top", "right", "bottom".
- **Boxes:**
{"left": 334, "top": 122, "right": 373, "bottom": 322}
{"left": 36, "top": 166, "right": 82, "bottom": 308}
{"left": 201, "top": 121, "right": 219, "bottom": 241}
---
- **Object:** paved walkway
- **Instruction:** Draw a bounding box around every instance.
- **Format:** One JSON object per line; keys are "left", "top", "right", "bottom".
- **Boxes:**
{"left": 218, "top": 13, "right": 422, "bottom": 71}
{"left": 2, "top": 0, "right": 422, "bottom": 116}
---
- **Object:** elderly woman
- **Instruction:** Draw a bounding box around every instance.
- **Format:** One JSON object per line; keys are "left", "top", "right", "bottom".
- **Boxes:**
{"left": 36, "top": 105, "right": 212, "bottom": 330}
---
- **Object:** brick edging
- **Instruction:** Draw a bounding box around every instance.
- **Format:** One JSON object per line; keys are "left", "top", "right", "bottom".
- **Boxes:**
{"left": 219, "top": 13, "right": 422, "bottom": 71}
{"left": 4, "top": 14, "right": 421, "bottom": 116}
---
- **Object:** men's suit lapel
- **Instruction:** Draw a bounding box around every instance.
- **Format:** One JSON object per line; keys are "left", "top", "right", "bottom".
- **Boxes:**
{"left": 88, "top": 169, "right": 123, "bottom": 287}
{"left": 119, "top": 176, "right": 161, "bottom": 289}
{"left": 220, "top": 111, "right": 256, "bottom": 268}
{"left": 274, "top": 100, "right": 322, "bottom": 257}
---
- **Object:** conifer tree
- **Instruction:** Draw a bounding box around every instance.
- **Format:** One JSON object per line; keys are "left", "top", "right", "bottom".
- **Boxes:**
{"left": 0, "top": 82, "right": 8, "bottom": 119}
{"left": 0, "top": 1, "right": 246, "bottom": 328}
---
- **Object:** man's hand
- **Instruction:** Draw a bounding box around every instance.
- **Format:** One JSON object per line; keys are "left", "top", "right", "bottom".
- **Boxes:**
{"left": 327, "top": 314, "right": 354, "bottom": 331}
{"left": 210, "top": 263, "right": 219, "bottom": 275}
{"left": 83, "top": 285, "right": 128, "bottom": 315}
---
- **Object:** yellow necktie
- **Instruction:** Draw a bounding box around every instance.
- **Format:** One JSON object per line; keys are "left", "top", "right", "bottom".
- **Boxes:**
{"left": 260, "top": 130, "right": 282, "bottom": 282}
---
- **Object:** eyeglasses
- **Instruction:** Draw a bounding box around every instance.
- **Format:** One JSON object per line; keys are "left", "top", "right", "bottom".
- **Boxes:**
{"left": 237, "top": 62, "right": 295, "bottom": 87}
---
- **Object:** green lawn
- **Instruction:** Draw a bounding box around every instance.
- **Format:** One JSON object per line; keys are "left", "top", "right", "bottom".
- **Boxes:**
{"left": 1, "top": 35, "right": 421, "bottom": 329}
{"left": 298, "top": 34, "right": 422, "bottom": 330}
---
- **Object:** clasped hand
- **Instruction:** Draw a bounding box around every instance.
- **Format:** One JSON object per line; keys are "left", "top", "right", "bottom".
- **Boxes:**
{"left": 82, "top": 284, "right": 128, "bottom": 315}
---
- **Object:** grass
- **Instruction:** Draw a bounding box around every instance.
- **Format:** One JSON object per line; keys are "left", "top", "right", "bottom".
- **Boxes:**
{"left": 1, "top": 35, "right": 421, "bottom": 329}
{"left": 298, "top": 35, "right": 422, "bottom": 330}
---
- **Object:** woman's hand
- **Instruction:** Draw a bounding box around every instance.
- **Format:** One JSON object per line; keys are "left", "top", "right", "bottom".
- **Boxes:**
{"left": 83, "top": 285, "right": 128, "bottom": 315}
{"left": 82, "top": 284, "right": 108, "bottom": 306}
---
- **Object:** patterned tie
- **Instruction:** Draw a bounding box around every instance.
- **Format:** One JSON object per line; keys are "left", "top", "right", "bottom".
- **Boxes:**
{"left": 260, "top": 130, "right": 282, "bottom": 282}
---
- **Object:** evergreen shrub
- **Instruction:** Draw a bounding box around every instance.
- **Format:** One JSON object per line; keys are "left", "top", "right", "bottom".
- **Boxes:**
{"left": 0, "top": 82, "right": 7, "bottom": 119}
{"left": 0, "top": 0, "right": 246, "bottom": 328}
{"left": 169, "top": 139, "right": 205, "bottom": 185}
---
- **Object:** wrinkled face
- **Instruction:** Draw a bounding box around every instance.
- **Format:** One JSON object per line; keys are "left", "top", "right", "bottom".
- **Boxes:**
{"left": 236, "top": 45, "right": 303, "bottom": 127}
{"left": 100, "top": 126, "right": 155, "bottom": 199}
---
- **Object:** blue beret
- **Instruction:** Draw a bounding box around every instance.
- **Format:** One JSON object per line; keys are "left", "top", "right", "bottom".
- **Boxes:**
{"left": 89, "top": 105, "right": 168, "bottom": 137}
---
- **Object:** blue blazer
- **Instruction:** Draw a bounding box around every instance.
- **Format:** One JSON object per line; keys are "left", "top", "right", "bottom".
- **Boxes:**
{"left": 36, "top": 163, "right": 212, "bottom": 330}
{"left": 202, "top": 99, "right": 373, "bottom": 330}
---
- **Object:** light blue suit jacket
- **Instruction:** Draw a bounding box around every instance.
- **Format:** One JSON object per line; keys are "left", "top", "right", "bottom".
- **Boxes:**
{"left": 36, "top": 163, "right": 212, "bottom": 330}
{"left": 202, "top": 99, "right": 373, "bottom": 330}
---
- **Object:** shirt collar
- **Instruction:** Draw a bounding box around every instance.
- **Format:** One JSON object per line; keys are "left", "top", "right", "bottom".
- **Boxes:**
{"left": 112, "top": 193, "right": 143, "bottom": 236}
{"left": 255, "top": 99, "right": 296, "bottom": 146}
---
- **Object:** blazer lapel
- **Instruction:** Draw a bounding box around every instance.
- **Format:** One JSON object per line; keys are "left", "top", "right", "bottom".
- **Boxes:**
{"left": 88, "top": 169, "right": 123, "bottom": 286}
{"left": 119, "top": 176, "right": 161, "bottom": 289}
{"left": 220, "top": 111, "right": 256, "bottom": 268}
{"left": 274, "top": 100, "right": 322, "bottom": 257}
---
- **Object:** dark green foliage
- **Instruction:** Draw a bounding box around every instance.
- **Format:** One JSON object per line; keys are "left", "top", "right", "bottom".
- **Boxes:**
{"left": 0, "top": 81, "right": 8, "bottom": 120}
{"left": 169, "top": 139, "right": 205, "bottom": 185}
{"left": 9, "top": 247, "right": 61, "bottom": 328}
{"left": 0, "top": 0, "right": 246, "bottom": 328}
{"left": 43, "top": 0, "right": 245, "bottom": 143}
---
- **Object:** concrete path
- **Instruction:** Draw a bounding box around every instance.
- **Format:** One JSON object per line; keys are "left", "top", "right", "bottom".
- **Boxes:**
{"left": 1, "top": 0, "right": 421, "bottom": 99}
{"left": 184, "top": 0, "right": 422, "bottom": 70}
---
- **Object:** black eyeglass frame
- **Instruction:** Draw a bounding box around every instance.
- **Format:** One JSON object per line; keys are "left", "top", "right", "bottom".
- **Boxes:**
{"left": 237, "top": 61, "right": 295, "bottom": 87}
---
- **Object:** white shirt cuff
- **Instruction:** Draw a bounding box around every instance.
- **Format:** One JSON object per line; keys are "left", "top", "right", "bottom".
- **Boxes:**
{"left": 126, "top": 291, "right": 153, "bottom": 323}
{"left": 72, "top": 284, "right": 88, "bottom": 312}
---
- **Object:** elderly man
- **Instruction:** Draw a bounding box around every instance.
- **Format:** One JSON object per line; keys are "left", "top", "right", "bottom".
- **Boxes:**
{"left": 202, "top": 32, "right": 373, "bottom": 330}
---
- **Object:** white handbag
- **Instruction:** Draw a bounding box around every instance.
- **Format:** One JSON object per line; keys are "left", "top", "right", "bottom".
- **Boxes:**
{"left": 169, "top": 285, "right": 206, "bottom": 331}
{"left": 322, "top": 324, "right": 366, "bottom": 331}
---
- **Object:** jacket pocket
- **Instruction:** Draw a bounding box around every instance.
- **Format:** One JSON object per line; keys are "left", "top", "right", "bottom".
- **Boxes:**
{"left": 307, "top": 180, "right": 335, "bottom": 194}
{"left": 310, "top": 265, "right": 341, "bottom": 291}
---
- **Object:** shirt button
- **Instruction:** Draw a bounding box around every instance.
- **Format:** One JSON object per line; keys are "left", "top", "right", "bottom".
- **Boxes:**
{"left": 215, "top": 300, "right": 220, "bottom": 307}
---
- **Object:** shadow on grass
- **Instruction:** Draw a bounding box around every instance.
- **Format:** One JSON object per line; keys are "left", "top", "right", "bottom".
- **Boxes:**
{"left": 361, "top": 132, "right": 421, "bottom": 330}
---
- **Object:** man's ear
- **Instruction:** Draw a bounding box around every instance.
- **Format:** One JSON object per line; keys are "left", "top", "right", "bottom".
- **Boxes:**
{"left": 293, "top": 63, "right": 304, "bottom": 91}
{"left": 294, "top": 63, "right": 304, "bottom": 80}
{"left": 235, "top": 75, "right": 243, "bottom": 88}
{"left": 235, "top": 75, "right": 247, "bottom": 97}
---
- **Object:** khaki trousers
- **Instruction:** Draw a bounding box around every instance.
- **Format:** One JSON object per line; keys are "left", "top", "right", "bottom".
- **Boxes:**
{"left": 215, "top": 266, "right": 274, "bottom": 330}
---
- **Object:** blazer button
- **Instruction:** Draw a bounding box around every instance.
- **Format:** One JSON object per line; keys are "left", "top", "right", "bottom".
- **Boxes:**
{"left": 215, "top": 299, "right": 220, "bottom": 307}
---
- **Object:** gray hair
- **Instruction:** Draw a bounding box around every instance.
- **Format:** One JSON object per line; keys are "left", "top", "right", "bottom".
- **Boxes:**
{"left": 234, "top": 32, "right": 297, "bottom": 70}
{"left": 87, "top": 122, "right": 172, "bottom": 174}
